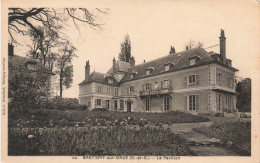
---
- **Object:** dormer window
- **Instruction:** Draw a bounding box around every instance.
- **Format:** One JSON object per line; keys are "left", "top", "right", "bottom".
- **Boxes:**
{"left": 164, "top": 62, "right": 174, "bottom": 71}
{"left": 108, "top": 78, "right": 113, "bottom": 84}
{"left": 188, "top": 56, "right": 200, "bottom": 66}
{"left": 146, "top": 67, "right": 154, "bottom": 75}
{"left": 130, "top": 71, "right": 137, "bottom": 79}
{"left": 25, "top": 60, "right": 37, "bottom": 71}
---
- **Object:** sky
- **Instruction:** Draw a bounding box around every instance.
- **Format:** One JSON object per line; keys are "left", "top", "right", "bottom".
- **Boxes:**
{"left": 11, "top": 0, "right": 260, "bottom": 98}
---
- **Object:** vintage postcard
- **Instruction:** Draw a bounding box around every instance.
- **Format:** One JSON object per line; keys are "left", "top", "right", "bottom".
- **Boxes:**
{"left": 1, "top": 0, "right": 260, "bottom": 162}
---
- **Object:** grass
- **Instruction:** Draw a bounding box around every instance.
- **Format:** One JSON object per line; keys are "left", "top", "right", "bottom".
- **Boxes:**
{"left": 8, "top": 126, "right": 191, "bottom": 156}
{"left": 9, "top": 109, "right": 210, "bottom": 128}
{"left": 194, "top": 120, "right": 251, "bottom": 155}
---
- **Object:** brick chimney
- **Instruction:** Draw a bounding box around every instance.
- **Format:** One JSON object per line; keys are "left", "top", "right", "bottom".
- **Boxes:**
{"left": 169, "top": 46, "right": 175, "bottom": 54}
{"left": 113, "top": 57, "right": 116, "bottom": 73}
{"left": 85, "top": 60, "right": 90, "bottom": 80}
{"left": 8, "top": 43, "right": 14, "bottom": 56}
{"left": 219, "top": 29, "right": 226, "bottom": 64}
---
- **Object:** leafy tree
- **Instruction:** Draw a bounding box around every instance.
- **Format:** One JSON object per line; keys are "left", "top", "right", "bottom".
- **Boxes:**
{"left": 236, "top": 78, "right": 251, "bottom": 112}
{"left": 55, "top": 41, "right": 77, "bottom": 97}
{"left": 8, "top": 8, "right": 109, "bottom": 43}
{"left": 27, "top": 26, "right": 60, "bottom": 67}
{"left": 8, "top": 64, "right": 51, "bottom": 113}
{"left": 118, "top": 34, "right": 132, "bottom": 62}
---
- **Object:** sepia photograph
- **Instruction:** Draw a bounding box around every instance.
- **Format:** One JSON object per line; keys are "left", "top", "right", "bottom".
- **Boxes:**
{"left": 1, "top": 0, "right": 260, "bottom": 162}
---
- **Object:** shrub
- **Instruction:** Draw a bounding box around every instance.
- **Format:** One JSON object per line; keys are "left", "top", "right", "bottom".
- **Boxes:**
{"left": 92, "top": 108, "right": 109, "bottom": 112}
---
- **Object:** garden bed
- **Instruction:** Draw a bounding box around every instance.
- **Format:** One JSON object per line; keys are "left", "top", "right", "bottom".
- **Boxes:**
{"left": 8, "top": 126, "right": 192, "bottom": 156}
{"left": 9, "top": 109, "right": 210, "bottom": 128}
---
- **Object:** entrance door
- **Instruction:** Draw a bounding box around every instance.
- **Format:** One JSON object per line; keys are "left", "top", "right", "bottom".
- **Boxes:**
{"left": 127, "top": 102, "right": 132, "bottom": 112}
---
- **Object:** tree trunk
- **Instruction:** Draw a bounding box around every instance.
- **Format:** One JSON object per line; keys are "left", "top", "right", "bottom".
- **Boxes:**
{"left": 59, "top": 74, "right": 63, "bottom": 97}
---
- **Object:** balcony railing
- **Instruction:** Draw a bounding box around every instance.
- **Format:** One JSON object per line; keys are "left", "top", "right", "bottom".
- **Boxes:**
{"left": 139, "top": 88, "right": 173, "bottom": 96}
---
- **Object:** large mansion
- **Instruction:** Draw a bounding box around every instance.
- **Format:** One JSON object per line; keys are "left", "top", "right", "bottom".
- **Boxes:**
{"left": 78, "top": 30, "right": 238, "bottom": 114}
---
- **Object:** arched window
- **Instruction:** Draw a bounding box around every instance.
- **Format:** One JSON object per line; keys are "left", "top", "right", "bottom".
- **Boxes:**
{"left": 120, "top": 100, "right": 124, "bottom": 110}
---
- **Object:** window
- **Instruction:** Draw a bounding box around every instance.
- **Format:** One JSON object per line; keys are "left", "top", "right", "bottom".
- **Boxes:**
{"left": 145, "top": 99, "right": 150, "bottom": 111}
{"left": 108, "top": 78, "right": 113, "bottom": 84}
{"left": 96, "top": 99, "right": 102, "bottom": 106}
{"left": 88, "top": 102, "right": 91, "bottom": 107}
{"left": 164, "top": 97, "right": 170, "bottom": 111}
{"left": 145, "top": 83, "right": 151, "bottom": 90}
{"left": 163, "top": 80, "right": 169, "bottom": 89}
{"left": 146, "top": 70, "right": 150, "bottom": 75}
{"left": 228, "top": 77, "right": 234, "bottom": 88}
{"left": 114, "top": 87, "right": 118, "bottom": 96}
{"left": 106, "top": 100, "right": 110, "bottom": 109}
{"left": 96, "top": 85, "right": 102, "bottom": 93}
{"left": 187, "top": 95, "right": 199, "bottom": 111}
{"left": 146, "top": 67, "right": 154, "bottom": 75}
{"left": 188, "top": 75, "right": 196, "bottom": 86}
{"left": 27, "top": 63, "right": 36, "bottom": 71}
{"left": 114, "top": 100, "right": 118, "bottom": 110}
{"left": 189, "top": 58, "right": 196, "bottom": 66}
{"left": 216, "top": 94, "right": 221, "bottom": 110}
{"left": 165, "top": 65, "right": 170, "bottom": 71}
{"left": 120, "top": 100, "right": 124, "bottom": 110}
{"left": 216, "top": 73, "right": 222, "bottom": 85}
{"left": 154, "top": 82, "right": 159, "bottom": 89}
{"left": 107, "top": 86, "right": 111, "bottom": 94}
{"left": 129, "top": 86, "right": 134, "bottom": 93}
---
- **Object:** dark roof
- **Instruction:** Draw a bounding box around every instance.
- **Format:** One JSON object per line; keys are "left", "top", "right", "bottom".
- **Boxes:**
{"left": 106, "top": 61, "right": 130, "bottom": 74}
{"left": 79, "top": 71, "right": 119, "bottom": 86}
{"left": 8, "top": 54, "right": 55, "bottom": 75}
{"left": 121, "top": 48, "right": 238, "bottom": 82}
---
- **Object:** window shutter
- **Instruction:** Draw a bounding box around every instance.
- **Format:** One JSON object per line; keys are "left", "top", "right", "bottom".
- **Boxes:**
{"left": 95, "top": 99, "right": 97, "bottom": 107}
{"left": 184, "top": 96, "right": 188, "bottom": 110}
{"left": 127, "top": 87, "right": 129, "bottom": 94}
{"left": 196, "top": 75, "right": 200, "bottom": 86}
{"left": 149, "top": 83, "right": 152, "bottom": 90}
{"left": 184, "top": 77, "right": 187, "bottom": 87}
{"left": 228, "top": 78, "right": 230, "bottom": 88}
{"left": 216, "top": 94, "right": 219, "bottom": 110}
{"left": 95, "top": 85, "right": 98, "bottom": 93}
{"left": 195, "top": 95, "right": 200, "bottom": 110}
{"left": 169, "top": 79, "right": 173, "bottom": 88}
{"left": 161, "top": 81, "right": 163, "bottom": 89}
{"left": 133, "top": 87, "right": 135, "bottom": 93}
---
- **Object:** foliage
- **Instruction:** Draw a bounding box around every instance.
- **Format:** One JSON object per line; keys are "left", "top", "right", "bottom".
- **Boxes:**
{"left": 27, "top": 26, "right": 60, "bottom": 68}
{"left": 8, "top": 8, "right": 109, "bottom": 44}
{"left": 184, "top": 40, "right": 203, "bottom": 50}
{"left": 48, "top": 96, "right": 88, "bottom": 111}
{"left": 9, "top": 126, "right": 190, "bottom": 155}
{"left": 118, "top": 34, "right": 134, "bottom": 62}
{"left": 195, "top": 120, "right": 251, "bottom": 155}
{"left": 8, "top": 64, "right": 51, "bottom": 113}
{"left": 236, "top": 78, "right": 251, "bottom": 112}
{"left": 55, "top": 41, "right": 77, "bottom": 97}
{"left": 9, "top": 110, "right": 209, "bottom": 128}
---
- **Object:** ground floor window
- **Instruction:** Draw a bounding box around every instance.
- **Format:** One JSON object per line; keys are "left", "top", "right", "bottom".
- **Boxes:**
{"left": 188, "top": 95, "right": 199, "bottom": 111}
{"left": 164, "top": 97, "right": 170, "bottom": 111}
{"left": 106, "top": 100, "right": 110, "bottom": 109}
{"left": 229, "top": 96, "right": 234, "bottom": 110}
{"left": 96, "top": 99, "right": 101, "bottom": 106}
{"left": 120, "top": 100, "right": 124, "bottom": 110}
{"left": 216, "top": 94, "right": 221, "bottom": 111}
{"left": 145, "top": 99, "right": 150, "bottom": 111}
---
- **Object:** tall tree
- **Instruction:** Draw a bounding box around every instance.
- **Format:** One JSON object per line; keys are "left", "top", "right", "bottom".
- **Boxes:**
{"left": 118, "top": 34, "right": 132, "bottom": 62}
{"left": 8, "top": 8, "right": 109, "bottom": 43}
{"left": 27, "top": 26, "right": 60, "bottom": 67}
{"left": 236, "top": 78, "right": 251, "bottom": 112}
{"left": 55, "top": 41, "right": 77, "bottom": 97}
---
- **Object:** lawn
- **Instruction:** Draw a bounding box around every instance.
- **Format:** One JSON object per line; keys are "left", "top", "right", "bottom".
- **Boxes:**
{"left": 9, "top": 109, "right": 210, "bottom": 128}
{"left": 194, "top": 120, "right": 251, "bottom": 156}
